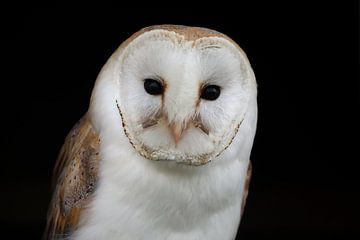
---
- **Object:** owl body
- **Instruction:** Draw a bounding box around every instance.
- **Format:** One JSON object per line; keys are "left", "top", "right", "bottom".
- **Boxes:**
{"left": 73, "top": 145, "right": 249, "bottom": 240}
{"left": 44, "top": 25, "right": 257, "bottom": 240}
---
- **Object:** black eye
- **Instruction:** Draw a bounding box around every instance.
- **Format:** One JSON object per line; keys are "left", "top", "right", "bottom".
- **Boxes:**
{"left": 144, "top": 79, "right": 164, "bottom": 95}
{"left": 201, "top": 85, "right": 221, "bottom": 100}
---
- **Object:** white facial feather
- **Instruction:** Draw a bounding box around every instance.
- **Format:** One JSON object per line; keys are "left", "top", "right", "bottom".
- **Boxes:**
{"left": 78, "top": 26, "right": 257, "bottom": 240}
{"left": 90, "top": 30, "right": 256, "bottom": 165}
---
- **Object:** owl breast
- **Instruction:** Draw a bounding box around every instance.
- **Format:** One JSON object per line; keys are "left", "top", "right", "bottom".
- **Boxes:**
{"left": 72, "top": 147, "right": 249, "bottom": 240}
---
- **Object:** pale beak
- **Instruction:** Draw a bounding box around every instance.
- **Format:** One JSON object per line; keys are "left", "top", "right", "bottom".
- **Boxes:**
{"left": 169, "top": 118, "right": 209, "bottom": 144}
{"left": 170, "top": 123, "right": 185, "bottom": 145}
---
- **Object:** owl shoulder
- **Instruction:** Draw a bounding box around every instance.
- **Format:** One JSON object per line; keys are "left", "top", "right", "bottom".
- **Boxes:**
{"left": 43, "top": 114, "right": 101, "bottom": 240}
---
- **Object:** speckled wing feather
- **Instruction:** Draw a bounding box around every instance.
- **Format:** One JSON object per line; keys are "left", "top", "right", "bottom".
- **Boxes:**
{"left": 43, "top": 114, "right": 100, "bottom": 240}
{"left": 241, "top": 161, "right": 252, "bottom": 218}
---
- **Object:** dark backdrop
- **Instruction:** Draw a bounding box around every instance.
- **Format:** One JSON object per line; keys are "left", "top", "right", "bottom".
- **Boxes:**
{"left": 3, "top": 5, "right": 359, "bottom": 240}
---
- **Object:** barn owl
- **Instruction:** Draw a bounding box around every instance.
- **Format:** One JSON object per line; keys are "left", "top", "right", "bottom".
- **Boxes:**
{"left": 44, "top": 25, "right": 257, "bottom": 240}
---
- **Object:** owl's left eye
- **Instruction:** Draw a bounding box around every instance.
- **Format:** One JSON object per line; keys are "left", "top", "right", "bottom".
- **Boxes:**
{"left": 144, "top": 79, "right": 164, "bottom": 95}
{"left": 201, "top": 85, "right": 221, "bottom": 100}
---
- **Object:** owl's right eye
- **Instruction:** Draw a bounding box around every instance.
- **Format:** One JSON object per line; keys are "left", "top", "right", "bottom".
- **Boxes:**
{"left": 144, "top": 79, "right": 164, "bottom": 95}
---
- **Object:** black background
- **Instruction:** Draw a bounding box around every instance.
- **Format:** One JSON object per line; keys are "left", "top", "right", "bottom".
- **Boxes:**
{"left": 3, "top": 5, "right": 359, "bottom": 240}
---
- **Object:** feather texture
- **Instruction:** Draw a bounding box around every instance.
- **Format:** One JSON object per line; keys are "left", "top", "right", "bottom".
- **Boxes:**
{"left": 43, "top": 115, "right": 100, "bottom": 240}
{"left": 241, "top": 162, "right": 252, "bottom": 218}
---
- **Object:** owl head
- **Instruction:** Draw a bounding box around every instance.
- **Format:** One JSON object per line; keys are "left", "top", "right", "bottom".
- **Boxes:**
{"left": 89, "top": 25, "right": 257, "bottom": 166}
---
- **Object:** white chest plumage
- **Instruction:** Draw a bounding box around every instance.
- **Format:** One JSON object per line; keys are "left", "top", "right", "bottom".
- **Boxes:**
{"left": 73, "top": 149, "right": 249, "bottom": 240}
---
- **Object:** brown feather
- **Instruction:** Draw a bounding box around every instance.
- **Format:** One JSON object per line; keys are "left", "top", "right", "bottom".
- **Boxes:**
{"left": 43, "top": 114, "right": 100, "bottom": 240}
{"left": 107, "top": 25, "right": 249, "bottom": 69}
{"left": 241, "top": 161, "right": 252, "bottom": 218}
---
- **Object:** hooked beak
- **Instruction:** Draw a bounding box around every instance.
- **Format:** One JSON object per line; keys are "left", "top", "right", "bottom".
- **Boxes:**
{"left": 169, "top": 119, "right": 209, "bottom": 145}
{"left": 140, "top": 111, "right": 209, "bottom": 145}
{"left": 170, "top": 122, "right": 185, "bottom": 145}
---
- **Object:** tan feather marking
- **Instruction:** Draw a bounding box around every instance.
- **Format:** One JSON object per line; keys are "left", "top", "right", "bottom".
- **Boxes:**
{"left": 241, "top": 162, "right": 252, "bottom": 218}
{"left": 144, "top": 25, "right": 228, "bottom": 41}
{"left": 43, "top": 114, "right": 100, "bottom": 240}
{"left": 111, "top": 25, "right": 249, "bottom": 65}
{"left": 215, "top": 117, "right": 244, "bottom": 158}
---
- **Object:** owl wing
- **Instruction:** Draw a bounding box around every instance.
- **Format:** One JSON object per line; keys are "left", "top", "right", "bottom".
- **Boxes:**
{"left": 241, "top": 161, "right": 252, "bottom": 218}
{"left": 43, "top": 114, "right": 101, "bottom": 240}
